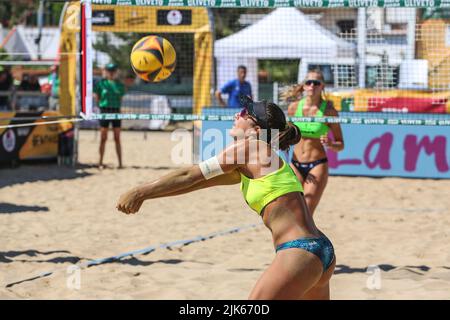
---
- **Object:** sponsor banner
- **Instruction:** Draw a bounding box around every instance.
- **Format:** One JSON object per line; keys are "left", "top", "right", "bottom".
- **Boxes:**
{"left": 91, "top": 0, "right": 445, "bottom": 8}
{"left": 326, "top": 124, "right": 450, "bottom": 178}
{"left": 199, "top": 109, "right": 450, "bottom": 178}
{"left": 92, "top": 10, "right": 115, "bottom": 26}
{"left": 0, "top": 111, "right": 73, "bottom": 163}
{"left": 157, "top": 9, "right": 192, "bottom": 25}
{"left": 91, "top": 112, "right": 450, "bottom": 126}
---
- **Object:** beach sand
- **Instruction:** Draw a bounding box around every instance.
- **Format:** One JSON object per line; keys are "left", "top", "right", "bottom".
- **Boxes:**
{"left": 1, "top": 129, "right": 449, "bottom": 299}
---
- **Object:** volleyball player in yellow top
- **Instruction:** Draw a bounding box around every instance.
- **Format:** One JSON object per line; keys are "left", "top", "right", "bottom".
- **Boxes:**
{"left": 284, "top": 69, "right": 344, "bottom": 215}
{"left": 117, "top": 95, "right": 336, "bottom": 299}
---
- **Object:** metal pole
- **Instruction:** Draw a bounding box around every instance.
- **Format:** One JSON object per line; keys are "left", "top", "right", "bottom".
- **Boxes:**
{"left": 406, "top": 9, "right": 417, "bottom": 60}
{"left": 273, "top": 81, "right": 278, "bottom": 105}
{"left": 357, "top": 8, "right": 367, "bottom": 89}
{"left": 36, "top": 0, "right": 45, "bottom": 60}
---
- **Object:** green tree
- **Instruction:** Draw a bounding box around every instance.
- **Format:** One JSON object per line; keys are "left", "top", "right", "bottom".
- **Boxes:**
{"left": 0, "top": 1, "right": 64, "bottom": 27}
{"left": 0, "top": 1, "right": 36, "bottom": 27}
{"left": 212, "top": 8, "right": 271, "bottom": 39}
{"left": 93, "top": 32, "right": 141, "bottom": 76}
{"left": 0, "top": 47, "right": 10, "bottom": 61}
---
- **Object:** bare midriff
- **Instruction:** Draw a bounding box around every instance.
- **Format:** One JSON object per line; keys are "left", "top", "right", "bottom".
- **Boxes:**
{"left": 293, "top": 136, "right": 327, "bottom": 163}
{"left": 261, "top": 192, "right": 321, "bottom": 248}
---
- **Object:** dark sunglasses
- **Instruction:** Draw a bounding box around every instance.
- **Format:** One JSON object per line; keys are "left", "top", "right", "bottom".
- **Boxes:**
{"left": 239, "top": 108, "right": 257, "bottom": 123}
{"left": 239, "top": 108, "right": 248, "bottom": 117}
{"left": 304, "top": 79, "right": 322, "bottom": 87}
{"left": 238, "top": 95, "right": 269, "bottom": 128}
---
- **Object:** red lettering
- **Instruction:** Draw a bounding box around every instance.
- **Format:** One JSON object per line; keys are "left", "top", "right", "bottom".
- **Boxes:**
{"left": 404, "top": 135, "right": 449, "bottom": 172}
{"left": 327, "top": 150, "right": 362, "bottom": 168}
{"left": 363, "top": 133, "right": 393, "bottom": 170}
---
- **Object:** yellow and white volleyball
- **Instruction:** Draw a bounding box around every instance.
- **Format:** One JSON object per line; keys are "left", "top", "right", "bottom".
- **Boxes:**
{"left": 130, "top": 35, "right": 177, "bottom": 82}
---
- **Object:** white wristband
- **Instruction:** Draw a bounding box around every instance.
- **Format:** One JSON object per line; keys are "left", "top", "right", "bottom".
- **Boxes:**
{"left": 199, "top": 156, "right": 224, "bottom": 180}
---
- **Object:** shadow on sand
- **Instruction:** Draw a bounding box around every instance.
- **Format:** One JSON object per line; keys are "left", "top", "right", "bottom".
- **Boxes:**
{"left": 0, "top": 249, "right": 78, "bottom": 264}
{"left": 0, "top": 203, "right": 49, "bottom": 214}
{"left": 334, "top": 264, "right": 433, "bottom": 275}
{"left": 0, "top": 162, "right": 95, "bottom": 189}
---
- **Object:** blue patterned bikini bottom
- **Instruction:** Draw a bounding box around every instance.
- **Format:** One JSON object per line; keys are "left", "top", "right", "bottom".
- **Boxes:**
{"left": 276, "top": 234, "right": 335, "bottom": 271}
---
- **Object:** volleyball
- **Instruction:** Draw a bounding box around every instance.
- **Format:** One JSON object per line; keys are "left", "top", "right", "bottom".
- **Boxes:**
{"left": 130, "top": 35, "right": 177, "bottom": 82}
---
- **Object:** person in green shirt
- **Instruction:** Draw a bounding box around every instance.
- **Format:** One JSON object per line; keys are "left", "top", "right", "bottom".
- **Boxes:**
{"left": 48, "top": 65, "right": 60, "bottom": 110}
{"left": 94, "top": 63, "right": 126, "bottom": 169}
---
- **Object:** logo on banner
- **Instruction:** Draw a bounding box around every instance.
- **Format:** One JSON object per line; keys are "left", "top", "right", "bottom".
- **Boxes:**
{"left": 158, "top": 10, "right": 192, "bottom": 25}
{"left": 404, "top": 0, "right": 435, "bottom": 7}
{"left": 17, "top": 128, "right": 30, "bottom": 137}
{"left": 382, "top": 0, "right": 401, "bottom": 6}
{"left": 124, "top": 11, "right": 148, "bottom": 26}
{"left": 293, "top": 0, "right": 324, "bottom": 7}
{"left": 167, "top": 10, "right": 183, "bottom": 25}
{"left": 328, "top": 0, "right": 346, "bottom": 7}
{"left": 240, "top": 0, "right": 270, "bottom": 7}
{"left": 273, "top": 0, "right": 291, "bottom": 6}
{"left": 64, "top": 4, "right": 80, "bottom": 31}
{"left": 187, "top": 0, "right": 218, "bottom": 6}
{"left": 348, "top": 0, "right": 379, "bottom": 7}
{"left": 220, "top": 0, "right": 239, "bottom": 6}
{"left": 92, "top": 10, "right": 115, "bottom": 26}
{"left": 168, "top": 0, "right": 185, "bottom": 6}
{"left": 116, "top": 0, "right": 133, "bottom": 5}
{"left": 328, "top": 129, "right": 450, "bottom": 178}
{"left": 2, "top": 129, "right": 16, "bottom": 153}
{"left": 135, "top": 0, "right": 164, "bottom": 5}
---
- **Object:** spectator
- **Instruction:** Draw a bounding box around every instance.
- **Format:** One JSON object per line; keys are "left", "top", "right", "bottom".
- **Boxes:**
{"left": 20, "top": 74, "right": 41, "bottom": 91}
{"left": 18, "top": 74, "right": 43, "bottom": 111}
{"left": 48, "top": 65, "right": 60, "bottom": 110}
{"left": 0, "top": 66, "right": 13, "bottom": 110}
{"left": 215, "top": 65, "right": 252, "bottom": 108}
{"left": 94, "top": 63, "right": 125, "bottom": 169}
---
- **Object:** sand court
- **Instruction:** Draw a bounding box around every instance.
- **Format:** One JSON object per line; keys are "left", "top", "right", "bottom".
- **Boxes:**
{"left": 1, "top": 130, "right": 449, "bottom": 299}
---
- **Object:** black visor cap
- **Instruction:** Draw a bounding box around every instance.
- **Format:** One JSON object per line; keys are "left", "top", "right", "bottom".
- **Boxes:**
{"left": 239, "top": 95, "right": 269, "bottom": 129}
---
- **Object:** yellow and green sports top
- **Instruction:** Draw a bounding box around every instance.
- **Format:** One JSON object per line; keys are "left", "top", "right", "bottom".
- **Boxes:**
{"left": 240, "top": 159, "right": 303, "bottom": 215}
{"left": 294, "top": 98, "right": 330, "bottom": 139}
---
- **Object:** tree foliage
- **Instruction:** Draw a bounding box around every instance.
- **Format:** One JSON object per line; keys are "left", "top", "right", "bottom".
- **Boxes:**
{"left": 0, "top": 0, "right": 64, "bottom": 27}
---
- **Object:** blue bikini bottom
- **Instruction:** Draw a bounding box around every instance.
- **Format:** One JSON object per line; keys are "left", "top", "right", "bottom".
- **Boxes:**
{"left": 275, "top": 235, "right": 335, "bottom": 271}
{"left": 291, "top": 158, "right": 328, "bottom": 180}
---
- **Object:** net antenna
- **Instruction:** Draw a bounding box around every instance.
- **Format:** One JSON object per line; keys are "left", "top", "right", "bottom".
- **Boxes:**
{"left": 80, "top": 0, "right": 93, "bottom": 119}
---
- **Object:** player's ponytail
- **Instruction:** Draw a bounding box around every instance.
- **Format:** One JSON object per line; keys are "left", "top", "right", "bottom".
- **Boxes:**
{"left": 265, "top": 102, "right": 301, "bottom": 151}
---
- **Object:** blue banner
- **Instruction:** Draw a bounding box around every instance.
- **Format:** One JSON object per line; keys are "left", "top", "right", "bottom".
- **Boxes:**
{"left": 327, "top": 124, "right": 450, "bottom": 178}
{"left": 200, "top": 108, "right": 450, "bottom": 179}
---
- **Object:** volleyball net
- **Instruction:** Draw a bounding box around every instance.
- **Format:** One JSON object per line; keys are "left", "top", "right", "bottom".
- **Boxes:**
{"left": 2, "top": 2, "right": 450, "bottom": 126}
{"left": 76, "top": 1, "right": 450, "bottom": 126}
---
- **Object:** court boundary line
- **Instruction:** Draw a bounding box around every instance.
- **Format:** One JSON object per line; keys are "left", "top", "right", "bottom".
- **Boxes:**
{"left": 4, "top": 222, "right": 262, "bottom": 288}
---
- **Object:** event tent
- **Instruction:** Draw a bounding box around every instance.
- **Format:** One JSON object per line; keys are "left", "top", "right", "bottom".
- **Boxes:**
{"left": 214, "top": 8, "right": 355, "bottom": 100}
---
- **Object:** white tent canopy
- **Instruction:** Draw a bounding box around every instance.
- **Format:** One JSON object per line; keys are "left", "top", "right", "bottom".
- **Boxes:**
{"left": 215, "top": 8, "right": 354, "bottom": 59}
{"left": 0, "top": 26, "right": 60, "bottom": 62}
{"left": 0, "top": 26, "right": 116, "bottom": 67}
{"left": 214, "top": 8, "right": 355, "bottom": 100}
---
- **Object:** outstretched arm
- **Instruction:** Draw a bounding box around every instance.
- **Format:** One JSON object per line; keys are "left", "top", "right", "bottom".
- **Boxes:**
{"left": 159, "top": 170, "right": 241, "bottom": 198}
{"left": 117, "top": 142, "right": 246, "bottom": 214}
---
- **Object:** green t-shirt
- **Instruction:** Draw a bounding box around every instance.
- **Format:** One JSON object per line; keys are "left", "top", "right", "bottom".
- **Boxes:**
{"left": 48, "top": 73, "right": 60, "bottom": 97}
{"left": 94, "top": 79, "right": 125, "bottom": 109}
